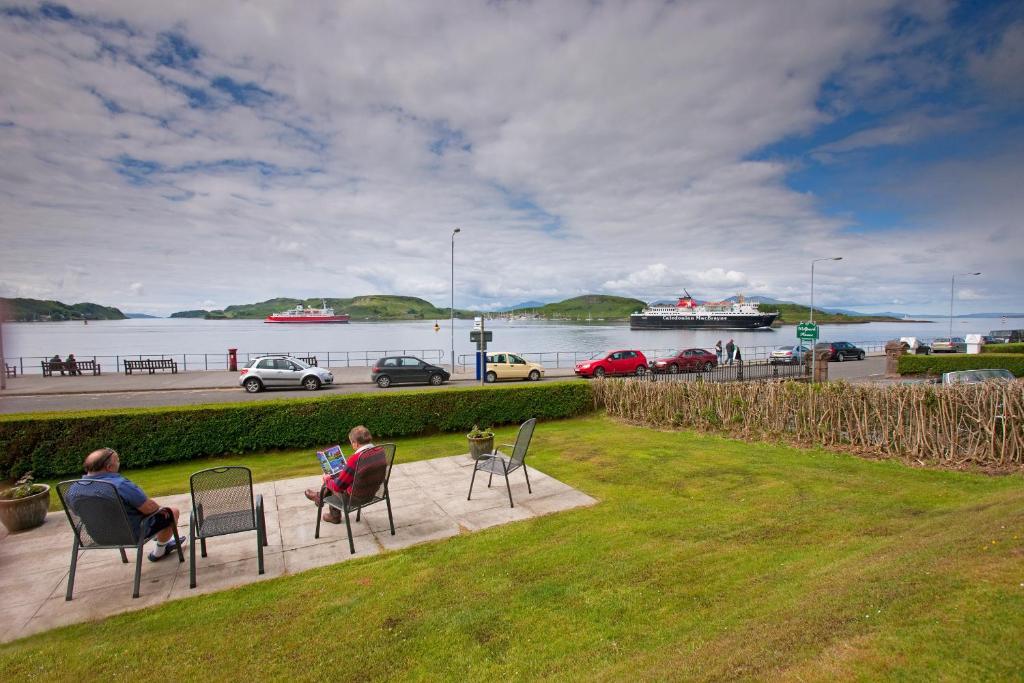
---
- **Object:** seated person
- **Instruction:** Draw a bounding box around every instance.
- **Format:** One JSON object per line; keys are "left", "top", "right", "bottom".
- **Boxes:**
{"left": 50, "top": 354, "right": 64, "bottom": 375}
{"left": 69, "top": 448, "right": 185, "bottom": 560}
{"left": 65, "top": 353, "right": 80, "bottom": 376}
{"left": 306, "top": 425, "right": 386, "bottom": 524}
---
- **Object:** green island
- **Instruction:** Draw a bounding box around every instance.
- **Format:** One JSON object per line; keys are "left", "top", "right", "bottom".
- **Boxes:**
{"left": 2, "top": 413, "right": 1021, "bottom": 678}
{"left": 0, "top": 297, "right": 126, "bottom": 322}
{"left": 170, "top": 295, "right": 472, "bottom": 320}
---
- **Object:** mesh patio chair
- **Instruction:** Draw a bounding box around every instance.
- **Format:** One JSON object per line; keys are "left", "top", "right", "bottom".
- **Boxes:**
{"left": 189, "top": 466, "right": 267, "bottom": 589}
{"left": 467, "top": 418, "right": 536, "bottom": 508}
{"left": 314, "top": 443, "right": 396, "bottom": 554}
{"left": 57, "top": 479, "right": 183, "bottom": 600}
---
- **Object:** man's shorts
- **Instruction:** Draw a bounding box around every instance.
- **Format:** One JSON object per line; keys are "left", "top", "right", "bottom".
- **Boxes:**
{"left": 140, "top": 509, "right": 174, "bottom": 539}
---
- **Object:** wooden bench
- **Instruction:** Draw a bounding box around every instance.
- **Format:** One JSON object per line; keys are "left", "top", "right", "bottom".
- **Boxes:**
{"left": 42, "top": 360, "right": 101, "bottom": 376}
{"left": 4, "top": 364, "right": 15, "bottom": 378}
{"left": 123, "top": 359, "right": 178, "bottom": 375}
{"left": 298, "top": 356, "right": 318, "bottom": 367}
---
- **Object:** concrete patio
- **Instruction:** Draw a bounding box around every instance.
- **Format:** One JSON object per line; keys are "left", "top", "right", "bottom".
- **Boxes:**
{"left": 0, "top": 455, "right": 596, "bottom": 644}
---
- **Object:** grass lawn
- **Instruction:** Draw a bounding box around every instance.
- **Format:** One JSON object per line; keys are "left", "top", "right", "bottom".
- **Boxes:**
{"left": 4, "top": 415, "right": 1024, "bottom": 679}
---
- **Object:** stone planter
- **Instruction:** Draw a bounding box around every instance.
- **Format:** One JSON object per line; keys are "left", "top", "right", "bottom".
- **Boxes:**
{"left": 467, "top": 435, "right": 495, "bottom": 460}
{"left": 0, "top": 485, "right": 51, "bottom": 533}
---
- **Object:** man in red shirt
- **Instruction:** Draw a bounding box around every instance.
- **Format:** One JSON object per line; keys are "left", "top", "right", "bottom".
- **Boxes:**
{"left": 305, "top": 425, "right": 386, "bottom": 524}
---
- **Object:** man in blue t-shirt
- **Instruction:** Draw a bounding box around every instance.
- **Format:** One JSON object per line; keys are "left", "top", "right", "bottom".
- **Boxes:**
{"left": 68, "top": 448, "right": 185, "bottom": 561}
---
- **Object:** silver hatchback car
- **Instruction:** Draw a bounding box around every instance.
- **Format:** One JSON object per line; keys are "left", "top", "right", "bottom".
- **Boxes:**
{"left": 239, "top": 356, "right": 333, "bottom": 392}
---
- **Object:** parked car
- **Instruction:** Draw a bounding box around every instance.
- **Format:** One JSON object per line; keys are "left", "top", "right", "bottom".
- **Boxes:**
{"left": 941, "top": 368, "right": 1015, "bottom": 385}
{"left": 931, "top": 337, "right": 966, "bottom": 353}
{"left": 981, "top": 335, "right": 1005, "bottom": 345}
{"left": 575, "top": 350, "right": 649, "bottom": 378}
{"left": 990, "top": 329, "right": 1024, "bottom": 343}
{"left": 769, "top": 345, "right": 810, "bottom": 365}
{"left": 485, "top": 352, "right": 545, "bottom": 382}
{"left": 650, "top": 348, "right": 717, "bottom": 374}
{"left": 239, "top": 356, "right": 333, "bottom": 393}
{"left": 813, "top": 341, "right": 866, "bottom": 362}
{"left": 371, "top": 356, "right": 450, "bottom": 388}
{"left": 899, "top": 337, "right": 931, "bottom": 355}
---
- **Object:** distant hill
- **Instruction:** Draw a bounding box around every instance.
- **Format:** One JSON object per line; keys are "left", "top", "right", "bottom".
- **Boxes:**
{"left": 512, "top": 295, "right": 647, "bottom": 321}
{"left": 0, "top": 297, "right": 126, "bottom": 322}
{"left": 171, "top": 295, "right": 474, "bottom": 321}
{"left": 495, "top": 300, "right": 549, "bottom": 312}
{"left": 125, "top": 313, "right": 160, "bottom": 319}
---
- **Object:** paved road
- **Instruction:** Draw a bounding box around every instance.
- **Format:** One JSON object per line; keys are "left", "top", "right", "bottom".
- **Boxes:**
{"left": 0, "top": 356, "right": 887, "bottom": 414}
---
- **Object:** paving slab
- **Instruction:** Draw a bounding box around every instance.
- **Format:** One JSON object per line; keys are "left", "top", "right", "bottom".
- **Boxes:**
{"left": 0, "top": 453, "right": 596, "bottom": 643}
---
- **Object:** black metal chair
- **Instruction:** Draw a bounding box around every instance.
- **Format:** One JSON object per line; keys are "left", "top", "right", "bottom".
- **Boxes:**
{"left": 57, "top": 479, "right": 183, "bottom": 600}
{"left": 467, "top": 418, "right": 537, "bottom": 508}
{"left": 189, "top": 466, "right": 267, "bottom": 588}
{"left": 315, "top": 443, "right": 396, "bottom": 554}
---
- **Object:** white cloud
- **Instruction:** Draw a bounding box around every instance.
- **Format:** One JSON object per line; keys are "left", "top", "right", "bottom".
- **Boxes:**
{"left": 128, "top": 282, "right": 144, "bottom": 296}
{"left": 0, "top": 1, "right": 1020, "bottom": 316}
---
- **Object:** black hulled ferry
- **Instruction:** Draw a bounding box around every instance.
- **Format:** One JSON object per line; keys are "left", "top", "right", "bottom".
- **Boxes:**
{"left": 630, "top": 293, "right": 779, "bottom": 330}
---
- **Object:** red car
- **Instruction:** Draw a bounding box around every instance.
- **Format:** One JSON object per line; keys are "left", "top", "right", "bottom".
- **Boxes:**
{"left": 575, "top": 350, "right": 649, "bottom": 378}
{"left": 649, "top": 348, "right": 718, "bottom": 374}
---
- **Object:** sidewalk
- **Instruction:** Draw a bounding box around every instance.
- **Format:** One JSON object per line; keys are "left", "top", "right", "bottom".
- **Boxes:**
{"left": 0, "top": 454, "right": 596, "bottom": 643}
{"left": 0, "top": 366, "right": 579, "bottom": 396}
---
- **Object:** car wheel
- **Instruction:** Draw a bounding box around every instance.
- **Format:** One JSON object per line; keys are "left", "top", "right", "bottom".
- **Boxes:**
{"left": 668, "top": 364, "right": 679, "bottom": 374}
{"left": 836, "top": 354, "right": 844, "bottom": 362}
{"left": 703, "top": 362, "right": 714, "bottom": 371}
{"left": 303, "top": 376, "right": 321, "bottom": 391}
{"left": 376, "top": 375, "right": 391, "bottom": 388}
{"left": 858, "top": 352, "right": 865, "bottom": 361}
{"left": 429, "top": 373, "right": 445, "bottom": 386}
{"left": 594, "top": 367, "right": 606, "bottom": 378}
{"left": 635, "top": 365, "right": 647, "bottom": 376}
{"left": 528, "top": 369, "right": 541, "bottom": 381}
{"left": 243, "top": 377, "right": 263, "bottom": 393}
{"left": 485, "top": 371, "right": 497, "bottom": 383}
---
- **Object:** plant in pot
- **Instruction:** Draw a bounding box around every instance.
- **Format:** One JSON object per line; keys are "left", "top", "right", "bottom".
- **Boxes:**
{"left": 466, "top": 425, "right": 495, "bottom": 460}
{"left": 0, "top": 472, "right": 51, "bottom": 533}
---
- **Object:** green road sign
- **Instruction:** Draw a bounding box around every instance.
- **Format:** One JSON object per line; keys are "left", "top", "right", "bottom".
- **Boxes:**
{"left": 796, "top": 322, "right": 819, "bottom": 341}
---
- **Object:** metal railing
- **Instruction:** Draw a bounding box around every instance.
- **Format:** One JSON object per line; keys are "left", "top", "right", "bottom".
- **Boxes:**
{"left": 4, "top": 350, "right": 446, "bottom": 375}
{"left": 633, "top": 358, "right": 808, "bottom": 383}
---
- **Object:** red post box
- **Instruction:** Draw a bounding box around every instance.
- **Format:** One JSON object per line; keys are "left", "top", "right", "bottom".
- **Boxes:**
{"left": 227, "top": 348, "right": 238, "bottom": 372}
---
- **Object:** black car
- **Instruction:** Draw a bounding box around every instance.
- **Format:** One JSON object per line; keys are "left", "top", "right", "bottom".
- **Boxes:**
{"left": 814, "top": 341, "right": 865, "bottom": 362}
{"left": 371, "top": 356, "right": 450, "bottom": 388}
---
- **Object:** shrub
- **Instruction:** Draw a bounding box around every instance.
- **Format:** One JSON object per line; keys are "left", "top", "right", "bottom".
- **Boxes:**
{"left": 591, "top": 378, "right": 1024, "bottom": 469}
{"left": 898, "top": 353, "right": 1024, "bottom": 377}
{"left": 982, "top": 343, "right": 1024, "bottom": 354}
{"left": 0, "top": 382, "right": 594, "bottom": 478}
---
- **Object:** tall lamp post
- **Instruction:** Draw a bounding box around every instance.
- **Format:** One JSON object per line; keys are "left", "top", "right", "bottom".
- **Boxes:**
{"left": 451, "top": 228, "right": 461, "bottom": 375}
{"left": 810, "top": 256, "right": 842, "bottom": 380}
{"left": 949, "top": 271, "right": 981, "bottom": 338}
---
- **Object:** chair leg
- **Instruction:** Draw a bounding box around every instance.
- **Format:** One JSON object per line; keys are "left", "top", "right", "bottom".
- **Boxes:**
{"left": 65, "top": 537, "right": 80, "bottom": 601}
{"left": 356, "top": 507, "right": 361, "bottom": 522}
{"left": 504, "top": 471, "right": 514, "bottom": 508}
{"left": 172, "top": 524, "right": 185, "bottom": 562}
{"left": 343, "top": 507, "right": 355, "bottom": 554}
{"left": 385, "top": 494, "right": 395, "bottom": 536}
{"left": 467, "top": 466, "right": 478, "bottom": 500}
{"left": 200, "top": 537, "right": 207, "bottom": 558}
{"left": 132, "top": 544, "right": 144, "bottom": 598}
{"left": 119, "top": 547, "right": 129, "bottom": 563}
{"left": 488, "top": 471, "right": 493, "bottom": 488}
{"left": 261, "top": 506, "right": 268, "bottom": 547}
{"left": 189, "top": 514, "right": 197, "bottom": 589}
{"left": 523, "top": 465, "right": 532, "bottom": 494}
{"left": 256, "top": 526, "right": 265, "bottom": 576}
{"left": 315, "top": 499, "right": 323, "bottom": 539}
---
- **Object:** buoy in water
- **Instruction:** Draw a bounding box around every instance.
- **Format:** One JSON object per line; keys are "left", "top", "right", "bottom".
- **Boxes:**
{"left": 433, "top": 321, "right": 440, "bottom": 333}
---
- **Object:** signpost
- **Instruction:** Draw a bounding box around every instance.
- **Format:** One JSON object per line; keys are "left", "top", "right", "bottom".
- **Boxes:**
{"left": 796, "top": 321, "right": 819, "bottom": 341}
{"left": 471, "top": 317, "right": 490, "bottom": 384}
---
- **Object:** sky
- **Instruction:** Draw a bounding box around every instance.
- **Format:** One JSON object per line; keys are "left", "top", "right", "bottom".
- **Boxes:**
{"left": 0, "top": 0, "right": 1022, "bottom": 316}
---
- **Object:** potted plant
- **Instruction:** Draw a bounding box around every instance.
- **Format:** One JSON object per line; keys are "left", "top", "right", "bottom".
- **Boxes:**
{"left": 466, "top": 425, "right": 495, "bottom": 460}
{"left": 0, "top": 472, "right": 51, "bottom": 533}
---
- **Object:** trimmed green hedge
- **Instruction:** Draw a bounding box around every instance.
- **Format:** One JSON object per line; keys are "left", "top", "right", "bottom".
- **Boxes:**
{"left": 982, "top": 343, "right": 1024, "bottom": 354}
{"left": 898, "top": 353, "right": 1024, "bottom": 377}
{"left": 0, "top": 382, "right": 594, "bottom": 478}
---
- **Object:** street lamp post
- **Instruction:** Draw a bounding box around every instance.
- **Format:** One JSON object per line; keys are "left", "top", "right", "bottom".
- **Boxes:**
{"left": 949, "top": 271, "right": 981, "bottom": 338}
{"left": 451, "top": 228, "right": 461, "bottom": 375}
{"left": 810, "top": 256, "right": 842, "bottom": 381}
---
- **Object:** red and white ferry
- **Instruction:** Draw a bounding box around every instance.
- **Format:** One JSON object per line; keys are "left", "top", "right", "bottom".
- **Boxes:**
{"left": 264, "top": 300, "right": 349, "bottom": 324}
